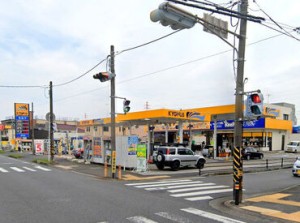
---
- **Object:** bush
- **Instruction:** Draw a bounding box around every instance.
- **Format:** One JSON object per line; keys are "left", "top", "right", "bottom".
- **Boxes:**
{"left": 32, "top": 158, "right": 53, "bottom": 165}
{"left": 8, "top": 154, "right": 23, "bottom": 159}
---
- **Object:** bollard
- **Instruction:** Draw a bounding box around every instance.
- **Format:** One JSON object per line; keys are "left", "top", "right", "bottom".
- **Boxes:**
{"left": 104, "top": 161, "right": 108, "bottom": 177}
{"left": 118, "top": 165, "right": 122, "bottom": 180}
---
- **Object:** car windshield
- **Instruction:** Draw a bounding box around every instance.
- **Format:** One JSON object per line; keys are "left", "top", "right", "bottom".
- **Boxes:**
{"left": 288, "top": 142, "right": 299, "bottom": 146}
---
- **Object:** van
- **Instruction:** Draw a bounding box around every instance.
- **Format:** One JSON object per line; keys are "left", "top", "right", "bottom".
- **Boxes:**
{"left": 286, "top": 141, "right": 300, "bottom": 153}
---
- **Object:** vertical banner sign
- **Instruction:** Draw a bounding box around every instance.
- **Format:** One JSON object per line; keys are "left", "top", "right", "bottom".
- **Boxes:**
{"left": 34, "top": 140, "right": 44, "bottom": 155}
{"left": 111, "top": 151, "right": 116, "bottom": 174}
{"left": 14, "top": 103, "right": 30, "bottom": 139}
{"left": 136, "top": 144, "right": 147, "bottom": 172}
{"left": 128, "top": 136, "right": 138, "bottom": 155}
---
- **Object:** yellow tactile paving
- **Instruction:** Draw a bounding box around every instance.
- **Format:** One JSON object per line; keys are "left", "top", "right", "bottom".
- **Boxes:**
{"left": 241, "top": 193, "right": 300, "bottom": 222}
{"left": 241, "top": 206, "right": 300, "bottom": 222}
{"left": 246, "top": 193, "right": 300, "bottom": 207}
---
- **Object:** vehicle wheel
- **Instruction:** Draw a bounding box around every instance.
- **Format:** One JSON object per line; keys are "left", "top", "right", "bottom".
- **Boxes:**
{"left": 171, "top": 160, "right": 180, "bottom": 171}
{"left": 259, "top": 154, "right": 263, "bottom": 159}
{"left": 156, "top": 163, "right": 165, "bottom": 170}
{"left": 246, "top": 155, "right": 250, "bottom": 160}
{"left": 156, "top": 153, "right": 165, "bottom": 163}
{"left": 293, "top": 174, "right": 298, "bottom": 177}
{"left": 196, "top": 159, "right": 205, "bottom": 169}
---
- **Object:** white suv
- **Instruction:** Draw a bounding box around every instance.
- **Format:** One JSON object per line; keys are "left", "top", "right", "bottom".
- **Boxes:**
{"left": 153, "top": 146, "right": 206, "bottom": 171}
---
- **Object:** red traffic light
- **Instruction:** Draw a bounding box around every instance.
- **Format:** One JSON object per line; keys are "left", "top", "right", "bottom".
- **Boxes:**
{"left": 251, "top": 94, "right": 261, "bottom": 103}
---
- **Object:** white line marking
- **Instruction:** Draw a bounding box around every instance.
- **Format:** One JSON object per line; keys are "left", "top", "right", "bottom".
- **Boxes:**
{"left": 135, "top": 181, "right": 203, "bottom": 188}
{"left": 145, "top": 182, "right": 213, "bottom": 191}
{"left": 155, "top": 212, "right": 193, "bottom": 223}
{"left": 127, "top": 216, "right": 158, "bottom": 223}
{"left": 181, "top": 207, "right": 246, "bottom": 223}
{"left": 35, "top": 166, "right": 51, "bottom": 171}
{"left": 171, "top": 188, "right": 233, "bottom": 197}
{"left": 185, "top": 196, "right": 213, "bottom": 201}
{"left": 125, "top": 179, "right": 192, "bottom": 186}
{"left": 10, "top": 167, "right": 25, "bottom": 172}
{"left": 23, "top": 167, "right": 37, "bottom": 172}
{"left": 168, "top": 185, "right": 229, "bottom": 193}
{"left": 0, "top": 167, "right": 9, "bottom": 173}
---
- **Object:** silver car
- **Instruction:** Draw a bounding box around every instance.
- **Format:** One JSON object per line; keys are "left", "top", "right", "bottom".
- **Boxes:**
{"left": 153, "top": 146, "right": 206, "bottom": 171}
{"left": 292, "top": 157, "right": 300, "bottom": 177}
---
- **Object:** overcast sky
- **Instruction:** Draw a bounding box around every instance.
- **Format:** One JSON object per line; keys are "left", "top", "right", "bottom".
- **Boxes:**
{"left": 0, "top": 0, "right": 299, "bottom": 122}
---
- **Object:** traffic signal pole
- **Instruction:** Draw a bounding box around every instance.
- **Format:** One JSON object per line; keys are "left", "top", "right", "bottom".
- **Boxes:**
{"left": 49, "top": 81, "right": 54, "bottom": 162}
{"left": 110, "top": 45, "right": 117, "bottom": 179}
{"left": 233, "top": 0, "right": 248, "bottom": 205}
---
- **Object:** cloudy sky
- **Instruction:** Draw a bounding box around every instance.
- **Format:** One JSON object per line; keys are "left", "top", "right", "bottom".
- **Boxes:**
{"left": 0, "top": 0, "right": 299, "bottom": 122}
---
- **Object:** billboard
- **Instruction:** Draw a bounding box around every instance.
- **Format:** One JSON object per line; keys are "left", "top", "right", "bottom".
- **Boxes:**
{"left": 14, "top": 103, "right": 30, "bottom": 139}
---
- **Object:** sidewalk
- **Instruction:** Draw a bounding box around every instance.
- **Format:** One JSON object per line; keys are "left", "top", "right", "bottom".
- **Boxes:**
{"left": 4, "top": 150, "right": 295, "bottom": 180}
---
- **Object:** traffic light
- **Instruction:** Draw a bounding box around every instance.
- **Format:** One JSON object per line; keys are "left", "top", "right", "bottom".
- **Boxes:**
{"left": 245, "top": 92, "right": 264, "bottom": 118}
{"left": 123, "top": 99, "right": 131, "bottom": 114}
{"left": 150, "top": 2, "right": 197, "bottom": 30}
{"left": 93, "top": 72, "right": 115, "bottom": 82}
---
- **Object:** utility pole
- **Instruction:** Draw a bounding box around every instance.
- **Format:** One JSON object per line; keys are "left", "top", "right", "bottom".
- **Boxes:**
{"left": 110, "top": 45, "right": 117, "bottom": 178}
{"left": 49, "top": 81, "right": 54, "bottom": 162}
{"left": 233, "top": 0, "right": 248, "bottom": 205}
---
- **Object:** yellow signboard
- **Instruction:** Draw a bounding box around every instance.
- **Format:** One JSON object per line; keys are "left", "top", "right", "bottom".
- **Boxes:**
{"left": 15, "top": 103, "right": 29, "bottom": 116}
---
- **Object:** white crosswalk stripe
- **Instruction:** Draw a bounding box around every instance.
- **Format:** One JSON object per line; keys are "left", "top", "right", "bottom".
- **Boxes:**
{"left": 10, "top": 167, "right": 25, "bottom": 172}
{"left": 99, "top": 208, "right": 245, "bottom": 223}
{"left": 0, "top": 166, "right": 52, "bottom": 173}
{"left": 0, "top": 167, "right": 9, "bottom": 173}
{"left": 125, "top": 179, "right": 232, "bottom": 202}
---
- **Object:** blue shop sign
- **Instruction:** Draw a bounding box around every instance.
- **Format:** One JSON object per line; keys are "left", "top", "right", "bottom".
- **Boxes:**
{"left": 210, "top": 118, "right": 265, "bottom": 130}
{"left": 293, "top": 126, "right": 300, "bottom": 133}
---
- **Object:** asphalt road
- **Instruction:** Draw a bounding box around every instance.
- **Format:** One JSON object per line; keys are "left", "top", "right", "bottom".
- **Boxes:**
{"left": 1, "top": 153, "right": 300, "bottom": 223}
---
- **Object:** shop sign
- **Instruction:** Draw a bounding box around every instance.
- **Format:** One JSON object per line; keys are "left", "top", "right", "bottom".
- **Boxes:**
{"left": 0, "top": 124, "right": 4, "bottom": 131}
{"left": 210, "top": 119, "right": 265, "bottom": 130}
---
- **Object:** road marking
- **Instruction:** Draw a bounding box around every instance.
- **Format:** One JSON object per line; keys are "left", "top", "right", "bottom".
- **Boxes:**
{"left": 135, "top": 181, "right": 202, "bottom": 188}
{"left": 23, "top": 167, "right": 37, "bottom": 172}
{"left": 125, "top": 179, "right": 191, "bottom": 186}
{"left": 0, "top": 167, "right": 9, "bottom": 172}
{"left": 185, "top": 196, "right": 213, "bottom": 201}
{"left": 10, "top": 167, "right": 25, "bottom": 172}
{"left": 181, "top": 207, "right": 246, "bottom": 223}
{"left": 155, "top": 212, "right": 193, "bottom": 223}
{"left": 127, "top": 216, "right": 158, "bottom": 223}
{"left": 171, "top": 188, "right": 233, "bottom": 197}
{"left": 145, "top": 182, "right": 214, "bottom": 191}
{"left": 122, "top": 174, "right": 170, "bottom": 181}
{"left": 168, "top": 185, "right": 228, "bottom": 193}
{"left": 35, "top": 166, "right": 51, "bottom": 171}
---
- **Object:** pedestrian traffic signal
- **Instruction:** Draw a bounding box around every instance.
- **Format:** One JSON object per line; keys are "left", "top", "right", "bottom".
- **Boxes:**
{"left": 93, "top": 72, "right": 115, "bottom": 82}
{"left": 245, "top": 92, "right": 264, "bottom": 118}
{"left": 123, "top": 99, "right": 131, "bottom": 114}
{"left": 150, "top": 2, "right": 196, "bottom": 30}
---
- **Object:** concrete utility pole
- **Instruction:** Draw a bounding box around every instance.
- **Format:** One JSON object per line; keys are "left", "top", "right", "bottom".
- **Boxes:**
{"left": 110, "top": 45, "right": 117, "bottom": 178}
{"left": 49, "top": 81, "right": 54, "bottom": 162}
{"left": 233, "top": 0, "right": 248, "bottom": 205}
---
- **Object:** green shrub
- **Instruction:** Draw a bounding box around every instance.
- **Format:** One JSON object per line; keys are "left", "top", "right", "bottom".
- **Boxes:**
{"left": 8, "top": 154, "right": 23, "bottom": 159}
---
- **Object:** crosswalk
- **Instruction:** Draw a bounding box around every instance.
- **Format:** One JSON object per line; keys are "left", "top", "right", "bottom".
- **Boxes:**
{"left": 0, "top": 165, "right": 52, "bottom": 173}
{"left": 125, "top": 179, "right": 233, "bottom": 202}
{"left": 98, "top": 207, "right": 246, "bottom": 223}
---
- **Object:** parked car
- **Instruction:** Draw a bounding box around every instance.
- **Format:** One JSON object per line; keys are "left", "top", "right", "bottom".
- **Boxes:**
{"left": 292, "top": 157, "right": 300, "bottom": 177}
{"left": 153, "top": 146, "right": 206, "bottom": 171}
{"left": 242, "top": 147, "right": 264, "bottom": 160}
{"left": 285, "top": 141, "right": 300, "bottom": 153}
{"left": 73, "top": 148, "right": 84, "bottom": 159}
